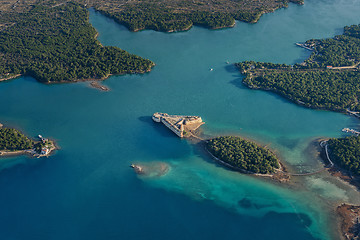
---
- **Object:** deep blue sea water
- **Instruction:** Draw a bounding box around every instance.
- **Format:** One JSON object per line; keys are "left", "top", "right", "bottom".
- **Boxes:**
{"left": 1, "top": 0, "right": 360, "bottom": 239}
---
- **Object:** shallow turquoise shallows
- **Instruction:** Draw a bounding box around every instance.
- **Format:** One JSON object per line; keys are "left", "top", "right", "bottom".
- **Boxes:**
{"left": 1, "top": 0, "right": 360, "bottom": 239}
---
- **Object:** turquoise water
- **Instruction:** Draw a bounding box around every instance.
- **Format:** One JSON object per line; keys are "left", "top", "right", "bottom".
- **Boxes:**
{"left": 1, "top": 0, "right": 360, "bottom": 239}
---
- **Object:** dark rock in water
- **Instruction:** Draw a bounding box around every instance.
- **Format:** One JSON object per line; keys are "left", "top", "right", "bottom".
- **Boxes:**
{"left": 131, "top": 164, "right": 144, "bottom": 174}
{"left": 238, "top": 198, "right": 274, "bottom": 210}
{"left": 131, "top": 161, "right": 170, "bottom": 177}
{"left": 253, "top": 202, "right": 273, "bottom": 210}
{"left": 238, "top": 198, "right": 253, "bottom": 209}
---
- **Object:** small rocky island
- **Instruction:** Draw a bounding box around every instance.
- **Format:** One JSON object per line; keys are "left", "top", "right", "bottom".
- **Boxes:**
{"left": 0, "top": 124, "right": 56, "bottom": 158}
{"left": 152, "top": 112, "right": 204, "bottom": 138}
{"left": 206, "top": 136, "right": 281, "bottom": 175}
{"left": 130, "top": 162, "right": 170, "bottom": 177}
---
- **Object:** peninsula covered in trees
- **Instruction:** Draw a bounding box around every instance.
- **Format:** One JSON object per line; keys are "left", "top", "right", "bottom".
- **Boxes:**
{"left": 236, "top": 24, "right": 360, "bottom": 113}
{"left": 327, "top": 136, "right": 360, "bottom": 176}
{"left": 90, "top": 0, "right": 303, "bottom": 32}
{"left": 0, "top": 128, "right": 34, "bottom": 152}
{"left": 0, "top": 2, "right": 154, "bottom": 83}
{"left": 1, "top": 0, "right": 304, "bottom": 34}
{"left": 206, "top": 136, "right": 280, "bottom": 174}
{"left": 0, "top": 126, "right": 55, "bottom": 157}
{"left": 0, "top": 0, "right": 307, "bottom": 82}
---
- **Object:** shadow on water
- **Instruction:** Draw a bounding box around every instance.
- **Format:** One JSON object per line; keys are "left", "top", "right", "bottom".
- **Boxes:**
{"left": 138, "top": 115, "right": 175, "bottom": 138}
{"left": 334, "top": 27, "right": 345, "bottom": 35}
{"left": 136, "top": 116, "right": 193, "bottom": 159}
{"left": 228, "top": 75, "right": 326, "bottom": 112}
{"left": 138, "top": 116, "right": 153, "bottom": 124}
{"left": 229, "top": 78, "right": 247, "bottom": 90}
{"left": 292, "top": 49, "right": 312, "bottom": 65}
{"left": 224, "top": 64, "right": 239, "bottom": 73}
{"left": 238, "top": 197, "right": 275, "bottom": 210}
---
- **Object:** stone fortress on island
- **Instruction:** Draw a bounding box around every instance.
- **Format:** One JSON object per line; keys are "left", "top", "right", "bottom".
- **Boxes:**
{"left": 152, "top": 112, "right": 204, "bottom": 138}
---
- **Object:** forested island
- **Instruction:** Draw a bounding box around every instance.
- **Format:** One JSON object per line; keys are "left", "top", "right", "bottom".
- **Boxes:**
{"left": 0, "top": 126, "right": 55, "bottom": 158}
{"left": 236, "top": 24, "right": 360, "bottom": 113}
{"left": 206, "top": 136, "right": 280, "bottom": 174}
{"left": 0, "top": 2, "right": 154, "bottom": 83}
{"left": 1, "top": 0, "right": 304, "bottom": 34}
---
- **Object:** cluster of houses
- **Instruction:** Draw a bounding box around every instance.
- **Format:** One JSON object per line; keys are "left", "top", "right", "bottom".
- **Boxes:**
{"left": 38, "top": 135, "right": 51, "bottom": 156}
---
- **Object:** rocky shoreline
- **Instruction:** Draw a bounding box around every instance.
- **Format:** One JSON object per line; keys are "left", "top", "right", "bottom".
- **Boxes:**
{"left": 318, "top": 140, "right": 360, "bottom": 240}
{"left": 337, "top": 204, "right": 360, "bottom": 240}
{"left": 89, "top": 81, "right": 110, "bottom": 91}
{"left": 0, "top": 140, "right": 57, "bottom": 159}
{"left": 241, "top": 78, "right": 348, "bottom": 114}
{"left": 0, "top": 123, "right": 57, "bottom": 159}
{"left": 0, "top": 74, "right": 21, "bottom": 82}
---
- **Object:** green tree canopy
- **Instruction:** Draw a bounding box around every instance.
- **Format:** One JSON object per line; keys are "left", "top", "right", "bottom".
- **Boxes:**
{"left": 0, "top": 3, "right": 154, "bottom": 83}
{"left": 206, "top": 136, "right": 279, "bottom": 174}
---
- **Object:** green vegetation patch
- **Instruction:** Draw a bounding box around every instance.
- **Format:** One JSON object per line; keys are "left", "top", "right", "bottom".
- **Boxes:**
{"left": 236, "top": 24, "right": 360, "bottom": 112}
{"left": 0, "top": 128, "right": 34, "bottom": 151}
{"left": 102, "top": 6, "right": 235, "bottom": 32}
{"left": 206, "top": 136, "right": 279, "bottom": 174}
{"left": 328, "top": 136, "right": 360, "bottom": 176}
{"left": 0, "top": 0, "right": 305, "bottom": 33}
{"left": 94, "top": 0, "right": 303, "bottom": 32}
{"left": 0, "top": 2, "right": 154, "bottom": 83}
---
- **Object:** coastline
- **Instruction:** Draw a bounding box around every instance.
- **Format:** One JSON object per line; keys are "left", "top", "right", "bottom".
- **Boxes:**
{"left": 0, "top": 141, "right": 57, "bottom": 159}
{"left": 94, "top": 0, "right": 303, "bottom": 33}
{"left": 0, "top": 150, "right": 28, "bottom": 157}
{"left": 241, "top": 77, "right": 348, "bottom": 114}
{"left": 203, "top": 135, "right": 359, "bottom": 239}
{"left": 0, "top": 63, "right": 155, "bottom": 87}
{"left": 318, "top": 139, "right": 360, "bottom": 240}
{"left": 0, "top": 123, "right": 58, "bottom": 159}
{"left": 202, "top": 138, "right": 289, "bottom": 182}
{"left": 337, "top": 204, "right": 360, "bottom": 240}
{"left": 0, "top": 74, "right": 22, "bottom": 82}
{"left": 96, "top": 10, "right": 236, "bottom": 33}
{"left": 42, "top": 64, "right": 155, "bottom": 84}
{"left": 318, "top": 139, "right": 360, "bottom": 190}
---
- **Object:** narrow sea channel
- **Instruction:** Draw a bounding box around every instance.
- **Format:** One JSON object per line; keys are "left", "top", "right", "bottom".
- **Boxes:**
{"left": 0, "top": 0, "right": 360, "bottom": 239}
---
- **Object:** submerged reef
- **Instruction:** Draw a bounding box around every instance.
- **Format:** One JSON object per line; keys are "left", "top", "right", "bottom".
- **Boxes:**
{"left": 131, "top": 161, "right": 170, "bottom": 177}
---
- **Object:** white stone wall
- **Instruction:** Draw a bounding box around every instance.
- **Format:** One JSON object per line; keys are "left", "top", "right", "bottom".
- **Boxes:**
{"left": 161, "top": 118, "right": 183, "bottom": 137}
